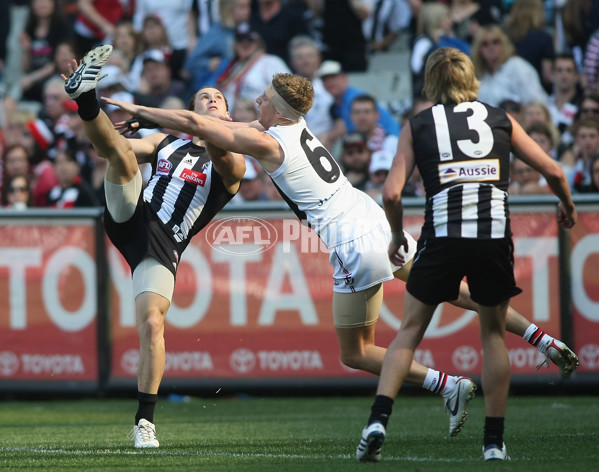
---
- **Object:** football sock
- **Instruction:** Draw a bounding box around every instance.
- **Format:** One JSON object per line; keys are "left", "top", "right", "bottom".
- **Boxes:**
{"left": 484, "top": 416, "right": 504, "bottom": 447}
{"left": 368, "top": 395, "right": 393, "bottom": 428}
{"left": 423, "top": 369, "right": 457, "bottom": 399}
{"left": 523, "top": 324, "right": 554, "bottom": 354}
{"left": 135, "top": 391, "right": 158, "bottom": 425}
{"left": 75, "top": 89, "right": 100, "bottom": 121}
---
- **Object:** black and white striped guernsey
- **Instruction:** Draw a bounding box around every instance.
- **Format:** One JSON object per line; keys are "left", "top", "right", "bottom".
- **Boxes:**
{"left": 144, "top": 135, "right": 233, "bottom": 244}
{"left": 410, "top": 101, "right": 513, "bottom": 240}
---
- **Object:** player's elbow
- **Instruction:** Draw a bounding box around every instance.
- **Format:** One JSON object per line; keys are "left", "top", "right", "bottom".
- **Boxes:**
{"left": 382, "top": 185, "right": 402, "bottom": 208}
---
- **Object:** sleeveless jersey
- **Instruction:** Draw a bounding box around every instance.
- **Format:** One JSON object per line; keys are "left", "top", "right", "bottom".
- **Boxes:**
{"left": 144, "top": 135, "right": 234, "bottom": 245}
{"left": 265, "top": 118, "right": 387, "bottom": 248}
{"left": 410, "top": 101, "right": 513, "bottom": 240}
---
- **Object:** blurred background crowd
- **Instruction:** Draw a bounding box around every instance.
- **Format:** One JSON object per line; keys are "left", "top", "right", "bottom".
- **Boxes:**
{"left": 1, "top": 0, "right": 599, "bottom": 211}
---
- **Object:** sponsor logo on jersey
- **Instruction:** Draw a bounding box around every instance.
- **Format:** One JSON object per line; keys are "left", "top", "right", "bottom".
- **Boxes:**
{"left": 182, "top": 152, "right": 196, "bottom": 166}
{"left": 180, "top": 168, "right": 207, "bottom": 186}
{"left": 157, "top": 158, "right": 172, "bottom": 175}
{"left": 438, "top": 158, "right": 500, "bottom": 184}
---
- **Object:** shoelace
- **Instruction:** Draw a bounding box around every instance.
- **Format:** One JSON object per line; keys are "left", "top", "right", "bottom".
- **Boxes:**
{"left": 127, "top": 424, "right": 156, "bottom": 442}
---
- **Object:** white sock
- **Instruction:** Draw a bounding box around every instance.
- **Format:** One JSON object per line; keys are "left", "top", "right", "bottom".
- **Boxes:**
{"left": 423, "top": 369, "right": 457, "bottom": 399}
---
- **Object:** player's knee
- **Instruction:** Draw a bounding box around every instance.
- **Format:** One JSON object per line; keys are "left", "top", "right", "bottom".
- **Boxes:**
{"left": 339, "top": 350, "right": 365, "bottom": 370}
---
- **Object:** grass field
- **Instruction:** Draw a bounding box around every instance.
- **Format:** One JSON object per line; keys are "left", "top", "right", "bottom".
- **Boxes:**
{"left": 1, "top": 393, "right": 597, "bottom": 471}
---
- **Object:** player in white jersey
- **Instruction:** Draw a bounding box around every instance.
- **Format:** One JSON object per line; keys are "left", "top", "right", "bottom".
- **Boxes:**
{"left": 105, "top": 72, "right": 579, "bottom": 436}
{"left": 63, "top": 46, "right": 246, "bottom": 448}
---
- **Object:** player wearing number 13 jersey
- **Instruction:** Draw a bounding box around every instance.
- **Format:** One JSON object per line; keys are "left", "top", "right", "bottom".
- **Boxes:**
{"left": 411, "top": 101, "right": 512, "bottom": 241}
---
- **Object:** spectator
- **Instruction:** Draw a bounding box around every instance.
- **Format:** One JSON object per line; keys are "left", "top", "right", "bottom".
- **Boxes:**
{"left": 547, "top": 52, "right": 583, "bottom": 139}
{"left": 232, "top": 97, "right": 257, "bottom": 123}
{"left": 318, "top": 59, "right": 399, "bottom": 146}
{"left": 411, "top": 2, "right": 470, "bottom": 95}
{"left": 576, "top": 153, "right": 599, "bottom": 192}
{"left": 191, "top": 0, "right": 221, "bottom": 40}
{"left": 364, "top": 149, "right": 393, "bottom": 201}
{"left": 249, "top": 0, "right": 309, "bottom": 65}
{"left": 3, "top": 173, "right": 32, "bottom": 210}
{"left": 25, "top": 118, "right": 59, "bottom": 206}
{"left": 508, "top": 157, "right": 550, "bottom": 195}
{"left": 73, "top": 0, "right": 127, "bottom": 55}
{"left": 565, "top": 117, "right": 599, "bottom": 191}
{"left": 556, "top": 0, "right": 599, "bottom": 71}
{"left": 498, "top": 99, "right": 523, "bottom": 121}
{"left": 19, "top": 0, "right": 73, "bottom": 103}
{"left": 350, "top": 94, "right": 398, "bottom": 154}
{"left": 449, "top": 0, "right": 501, "bottom": 44}
{"left": 46, "top": 140, "right": 100, "bottom": 208}
{"left": 113, "top": 21, "right": 142, "bottom": 68}
{"left": 505, "top": 0, "right": 554, "bottom": 93}
{"left": 133, "top": 0, "right": 195, "bottom": 81}
{"left": 575, "top": 92, "right": 599, "bottom": 121}
{"left": 472, "top": 25, "right": 548, "bottom": 107}
{"left": 339, "top": 131, "right": 371, "bottom": 190}
{"left": 527, "top": 121, "right": 560, "bottom": 162}
{"left": 213, "top": 26, "right": 290, "bottom": 112}
{"left": 363, "top": 0, "right": 412, "bottom": 54}
{"left": 311, "top": 0, "right": 372, "bottom": 72}
{"left": 183, "top": 0, "right": 251, "bottom": 96}
{"left": 583, "top": 27, "right": 599, "bottom": 93}
{"left": 236, "top": 156, "right": 268, "bottom": 202}
{"left": 135, "top": 49, "right": 187, "bottom": 107}
{"left": 288, "top": 35, "right": 335, "bottom": 146}
{"left": 2, "top": 144, "right": 31, "bottom": 198}
{"left": 520, "top": 100, "right": 561, "bottom": 147}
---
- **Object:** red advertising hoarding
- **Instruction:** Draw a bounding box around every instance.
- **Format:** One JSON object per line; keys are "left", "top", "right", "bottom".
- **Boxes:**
{"left": 108, "top": 209, "right": 596, "bottom": 383}
{"left": 0, "top": 221, "right": 99, "bottom": 383}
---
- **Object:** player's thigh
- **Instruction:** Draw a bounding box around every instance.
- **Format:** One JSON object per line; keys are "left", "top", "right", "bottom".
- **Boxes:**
{"left": 332, "top": 283, "right": 383, "bottom": 328}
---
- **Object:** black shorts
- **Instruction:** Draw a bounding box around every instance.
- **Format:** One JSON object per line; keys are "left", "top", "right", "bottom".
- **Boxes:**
{"left": 103, "top": 192, "right": 183, "bottom": 279}
{"left": 406, "top": 237, "right": 522, "bottom": 306}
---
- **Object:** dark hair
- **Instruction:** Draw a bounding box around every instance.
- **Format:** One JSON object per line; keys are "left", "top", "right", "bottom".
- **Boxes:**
{"left": 1, "top": 173, "right": 32, "bottom": 207}
{"left": 187, "top": 87, "right": 230, "bottom": 112}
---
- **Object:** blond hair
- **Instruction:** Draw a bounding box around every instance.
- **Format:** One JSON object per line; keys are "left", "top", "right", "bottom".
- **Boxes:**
{"left": 271, "top": 73, "right": 314, "bottom": 115}
{"left": 422, "top": 47, "right": 479, "bottom": 104}
{"left": 471, "top": 25, "right": 515, "bottom": 77}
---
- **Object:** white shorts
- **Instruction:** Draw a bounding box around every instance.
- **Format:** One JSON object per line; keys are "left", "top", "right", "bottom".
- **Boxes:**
{"left": 330, "top": 223, "right": 417, "bottom": 293}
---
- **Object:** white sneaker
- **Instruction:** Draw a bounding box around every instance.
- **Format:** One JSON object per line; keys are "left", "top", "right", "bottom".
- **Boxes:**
{"left": 483, "top": 442, "right": 510, "bottom": 461}
{"left": 444, "top": 376, "right": 476, "bottom": 436}
{"left": 129, "top": 418, "right": 159, "bottom": 448}
{"left": 356, "top": 422, "right": 386, "bottom": 463}
{"left": 64, "top": 45, "right": 113, "bottom": 98}
{"left": 536, "top": 338, "right": 579, "bottom": 377}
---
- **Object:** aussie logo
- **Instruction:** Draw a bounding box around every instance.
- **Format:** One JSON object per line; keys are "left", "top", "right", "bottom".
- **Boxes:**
{"left": 157, "top": 158, "right": 172, "bottom": 175}
{"left": 438, "top": 158, "right": 500, "bottom": 184}
{"left": 180, "top": 168, "right": 207, "bottom": 186}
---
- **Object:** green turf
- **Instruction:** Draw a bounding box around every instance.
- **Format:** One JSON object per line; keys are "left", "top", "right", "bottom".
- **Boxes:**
{"left": 0, "top": 394, "right": 597, "bottom": 471}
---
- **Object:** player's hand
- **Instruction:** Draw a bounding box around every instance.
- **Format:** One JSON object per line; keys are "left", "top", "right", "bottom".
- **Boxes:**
{"left": 102, "top": 96, "right": 141, "bottom": 117}
{"left": 114, "top": 117, "right": 160, "bottom": 135}
{"left": 61, "top": 59, "right": 80, "bottom": 81}
{"left": 388, "top": 232, "right": 409, "bottom": 267}
{"left": 557, "top": 201, "right": 577, "bottom": 229}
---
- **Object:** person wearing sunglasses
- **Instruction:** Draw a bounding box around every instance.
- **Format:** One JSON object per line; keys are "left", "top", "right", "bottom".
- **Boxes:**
{"left": 472, "top": 25, "right": 548, "bottom": 107}
{"left": 4, "top": 174, "right": 32, "bottom": 210}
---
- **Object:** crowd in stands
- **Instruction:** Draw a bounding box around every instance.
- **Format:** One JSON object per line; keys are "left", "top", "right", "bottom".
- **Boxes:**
{"left": 1, "top": 0, "right": 599, "bottom": 211}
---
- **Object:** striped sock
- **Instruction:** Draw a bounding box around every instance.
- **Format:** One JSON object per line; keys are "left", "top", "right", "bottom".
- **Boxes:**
{"left": 423, "top": 369, "right": 457, "bottom": 399}
{"left": 524, "top": 324, "right": 553, "bottom": 354}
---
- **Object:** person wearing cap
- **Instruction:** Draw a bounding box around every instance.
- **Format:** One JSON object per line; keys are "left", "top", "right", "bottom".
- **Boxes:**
{"left": 288, "top": 35, "right": 336, "bottom": 148}
{"left": 183, "top": 0, "right": 252, "bottom": 96}
{"left": 63, "top": 44, "right": 246, "bottom": 448}
{"left": 211, "top": 24, "right": 291, "bottom": 112}
{"left": 340, "top": 132, "right": 371, "bottom": 190}
{"left": 318, "top": 59, "right": 400, "bottom": 146}
{"left": 135, "top": 49, "right": 186, "bottom": 107}
{"left": 364, "top": 149, "right": 393, "bottom": 201}
{"left": 108, "top": 68, "right": 582, "bottom": 445}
